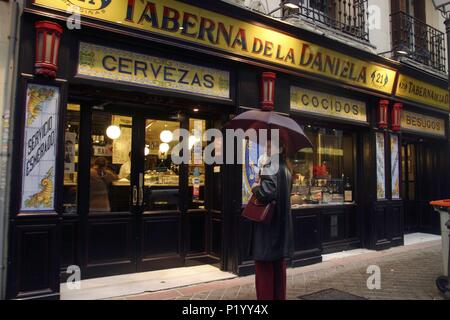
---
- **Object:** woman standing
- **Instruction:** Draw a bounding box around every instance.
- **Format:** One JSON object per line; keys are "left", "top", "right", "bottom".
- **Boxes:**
{"left": 250, "top": 142, "right": 293, "bottom": 300}
{"left": 90, "top": 157, "right": 118, "bottom": 212}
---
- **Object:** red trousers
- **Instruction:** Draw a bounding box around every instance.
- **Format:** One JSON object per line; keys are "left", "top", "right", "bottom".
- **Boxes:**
{"left": 254, "top": 259, "right": 287, "bottom": 300}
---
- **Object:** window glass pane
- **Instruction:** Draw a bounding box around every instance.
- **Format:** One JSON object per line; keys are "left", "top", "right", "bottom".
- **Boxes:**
{"left": 212, "top": 165, "right": 222, "bottom": 211}
{"left": 291, "top": 127, "right": 350, "bottom": 207}
{"left": 63, "top": 104, "right": 80, "bottom": 213}
{"left": 408, "top": 145, "right": 416, "bottom": 182}
{"left": 401, "top": 145, "right": 406, "bottom": 183}
{"left": 143, "top": 119, "right": 180, "bottom": 211}
{"left": 90, "top": 112, "right": 131, "bottom": 212}
{"left": 391, "top": 134, "right": 400, "bottom": 199}
{"left": 188, "top": 119, "right": 206, "bottom": 210}
{"left": 376, "top": 132, "right": 386, "bottom": 199}
{"left": 408, "top": 183, "right": 416, "bottom": 200}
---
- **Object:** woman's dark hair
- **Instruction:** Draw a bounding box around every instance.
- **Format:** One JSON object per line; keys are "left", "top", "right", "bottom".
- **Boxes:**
{"left": 94, "top": 157, "right": 108, "bottom": 168}
{"left": 266, "top": 139, "right": 292, "bottom": 174}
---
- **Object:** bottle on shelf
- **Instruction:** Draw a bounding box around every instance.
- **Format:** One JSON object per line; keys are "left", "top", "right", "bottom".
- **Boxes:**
{"left": 321, "top": 182, "right": 329, "bottom": 204}
{"left": 306, "top": 179, "right": 312, "bottom": 203}
{"left": 344, "top": 177, "right": 353, "bottom": 203}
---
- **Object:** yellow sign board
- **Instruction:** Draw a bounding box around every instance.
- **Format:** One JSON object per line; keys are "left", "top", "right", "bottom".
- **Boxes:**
{"left": 401, "top": 110, "right": 446, "bottom": 137}
{"left": 395, "top": 74, "right": 449, "bottom": 111}
{"left": 67, "top": 103, "right": 80, "bottom": 111}
{"left": 290, "top": 86, "right": 367, "bottom": 123}
{"left": 77, "top": 42, "right": 230, "bottom": 98}
{"left": 34, "top": 0, "right": 396, "bottom": 94}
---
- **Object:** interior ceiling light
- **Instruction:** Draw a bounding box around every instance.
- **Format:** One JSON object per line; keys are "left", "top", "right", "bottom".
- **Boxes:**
{"left": 160, "top": 130, "right": 173, "bottom": 143}
{"left": 189, "top": 135, "right": 200, "bottom": 150}
{"left": 106, "top": 125, "right": 121, "bottom": 140}
{"left": 159, "top": 143, "right": 170, "bottom": 153}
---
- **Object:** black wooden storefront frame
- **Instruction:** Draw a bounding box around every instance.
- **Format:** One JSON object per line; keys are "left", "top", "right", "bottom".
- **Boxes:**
{"left": 6, "top": 0, "right": 449, "bottom": 299}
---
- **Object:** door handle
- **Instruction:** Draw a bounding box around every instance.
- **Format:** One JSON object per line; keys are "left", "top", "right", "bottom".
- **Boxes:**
{"left": 139, "top": 187, "right": 144, "bottom": 206}
{"left": 133, "top": 185, "right": 138, "bottom": 206}
{"left": 138, "top": 173, "right": 144, "bottom": 206}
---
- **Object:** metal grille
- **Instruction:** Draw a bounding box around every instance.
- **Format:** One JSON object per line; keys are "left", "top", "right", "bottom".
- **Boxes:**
{"left": 284, "top": 0, "right": 370, "bottom": 42}
{"left": 391, "top": 11, "right": 447, "bottom": 73}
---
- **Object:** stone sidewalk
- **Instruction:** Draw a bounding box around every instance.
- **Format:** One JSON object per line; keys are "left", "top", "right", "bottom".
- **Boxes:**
{"left": 114, "top": 240, "right": 446, "bottom": 300}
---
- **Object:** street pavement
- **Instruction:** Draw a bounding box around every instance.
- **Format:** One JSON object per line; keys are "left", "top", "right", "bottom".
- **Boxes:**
{"left": 114, "top": 240, "right": 445, "bottom": 300}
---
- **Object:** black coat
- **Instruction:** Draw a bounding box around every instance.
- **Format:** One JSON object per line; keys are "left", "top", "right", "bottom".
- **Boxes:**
{"left": 249, "top": 157, "right": 294, "bottom": 261}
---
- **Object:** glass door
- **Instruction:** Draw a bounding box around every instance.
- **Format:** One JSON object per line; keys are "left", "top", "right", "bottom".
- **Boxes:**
{"left": 80, "top": 107, "right": 222, "bottom": 275}
{"left": 402, "top": 143, "right": 418, "bottom": 233}
{"left": 135, "top": 117, "right": 184, "bottom": 271}
{"left": 83, "top": 108, "right": 138, "bottom": 277}
{"left": 141, "top": 118, "right": 181, "bottom": 212}
{"left": 134, "top": 116, "right": 222, "bottom": 269}
{"left": 89, "top": 111, "right": 134, "bottom": 213}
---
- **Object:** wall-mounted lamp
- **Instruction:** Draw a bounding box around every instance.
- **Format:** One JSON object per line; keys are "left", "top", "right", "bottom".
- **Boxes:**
{"left": 391, "top": 103, "right": 403, "bottom": 132}
{"left": 378, "top": 100, "right": 389, "bottom": 129}
{"left": 282, "top": 0, "right": 300, "bottom": 9}
{"left": 260, "top": 72, "right": 276, "bottom": 111}
{"left": 34, "top": 21, "right": 63, "bottom": 78}
{"left": 268, "top": 0, "right": 300, "bottom": 16}
{"left": 432, "top": 0, "right": 450, "bottom": 13}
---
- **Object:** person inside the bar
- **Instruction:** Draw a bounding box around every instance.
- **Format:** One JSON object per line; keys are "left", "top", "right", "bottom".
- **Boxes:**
{"left": 119, "top": 151, "right": 132, "bottom": 180}
{"left": 90, "top": 157, "right": 118, "bottom": 211}
{"left": 250, "top": 140, "right": 293, "bottom": 300}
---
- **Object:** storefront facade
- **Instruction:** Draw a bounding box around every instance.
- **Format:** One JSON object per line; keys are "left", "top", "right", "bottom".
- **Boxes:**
{"left": 6, "top": 0, "right": 449, "bottom": 299}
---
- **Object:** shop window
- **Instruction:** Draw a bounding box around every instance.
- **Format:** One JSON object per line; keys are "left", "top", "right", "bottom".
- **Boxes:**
{"left": 63, "top": 104, "right": 80, "bottom": 213}
{"left": 291, "top": 127, "right": 353, "bottom": 207}
{"left": 143, "top": 119, "right": 180, "bottom": 211}
{"left": 89, "top": 112, "right": 131, "bottom": 213}
{"left": 188, "top": 119, "right": 206, "bottom": 210}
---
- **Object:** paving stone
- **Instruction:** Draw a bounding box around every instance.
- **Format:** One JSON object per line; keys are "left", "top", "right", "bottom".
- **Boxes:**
{"left": 119, "top": 241, "right": 446, "bottom": 300}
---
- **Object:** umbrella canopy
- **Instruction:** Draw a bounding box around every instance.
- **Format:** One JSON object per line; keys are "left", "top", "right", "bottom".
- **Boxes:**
{"left": 224, "top": 109, "right": 313, "bottom": 156}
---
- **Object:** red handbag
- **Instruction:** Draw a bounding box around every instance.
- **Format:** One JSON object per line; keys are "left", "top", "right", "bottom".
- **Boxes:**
{"left": 242, "top": 194, "right": 276, "bottom": 224}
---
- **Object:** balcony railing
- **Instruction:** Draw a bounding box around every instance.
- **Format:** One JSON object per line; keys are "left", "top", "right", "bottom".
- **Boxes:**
{"left": 283, "top": 0, "right": 370, "bottom": 42}
{"left": 391, "top": 11, "right": 446, "bottom": 73}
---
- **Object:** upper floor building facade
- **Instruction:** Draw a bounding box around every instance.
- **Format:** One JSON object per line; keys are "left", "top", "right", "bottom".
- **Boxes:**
{"left": 225, "top": 0, "right": 449, "bottom": 78}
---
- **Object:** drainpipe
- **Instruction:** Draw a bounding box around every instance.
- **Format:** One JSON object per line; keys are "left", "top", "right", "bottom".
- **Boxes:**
{"left": 0, "top": 0, "right": 22, "bottom": 300}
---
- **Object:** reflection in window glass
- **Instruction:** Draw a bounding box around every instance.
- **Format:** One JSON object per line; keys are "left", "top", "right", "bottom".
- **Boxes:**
{"left": 63, "top": 104, "right": 80, "bottom": 213}
{"left": 391, "top": 134, "right": 400, "bottom": 199}
{"left": 89, "top": 112, "right": 131, "bottom": 212}
{"left": 188, "top": 119, "right": 206, "bottom": 210}
{"left": 143, "top": 119, "right": 180, "bottom": 211}
{"left": 291, "top": 127, "right": 349, "bottom": 207}
{"left": 406, "top": 144, "right": 416, "bottom": 200}
{"left": 376, "top": 132, "right": 386, "bottom": 199}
